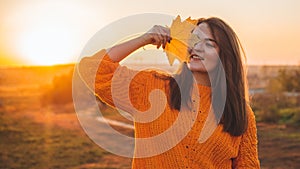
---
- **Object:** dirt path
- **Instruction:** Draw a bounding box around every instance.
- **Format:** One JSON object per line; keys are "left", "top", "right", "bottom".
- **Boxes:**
{"left": 257, "top": 123, "right": 300, "bottom": 169}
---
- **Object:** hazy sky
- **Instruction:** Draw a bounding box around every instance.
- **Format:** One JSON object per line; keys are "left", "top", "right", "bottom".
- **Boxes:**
{"left": 0, "top": 0, "right": 300, "bottom": 66}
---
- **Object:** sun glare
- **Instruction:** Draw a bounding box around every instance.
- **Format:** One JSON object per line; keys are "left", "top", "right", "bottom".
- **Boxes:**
{"left": 18, "top": 24, "right": 76, "bottom": 66}
{"left": 6, "top": 0, "right": 96, "bottom": 66}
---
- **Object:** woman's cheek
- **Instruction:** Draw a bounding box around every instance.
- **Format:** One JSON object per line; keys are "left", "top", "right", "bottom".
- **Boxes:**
{"left": 206, "top": 58, "right": 219, "bottom": 72}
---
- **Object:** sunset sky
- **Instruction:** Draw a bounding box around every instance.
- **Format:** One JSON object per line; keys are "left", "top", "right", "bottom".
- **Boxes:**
{"left": 0, "top": 0, "right": 300, "bottom": 66}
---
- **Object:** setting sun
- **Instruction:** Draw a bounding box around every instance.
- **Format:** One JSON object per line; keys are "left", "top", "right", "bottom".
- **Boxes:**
{"left": 18, "top": 24, "right": 76, "bottom": 65}
{"left": 0, "top": 0, "right": 101, "bottom": 66}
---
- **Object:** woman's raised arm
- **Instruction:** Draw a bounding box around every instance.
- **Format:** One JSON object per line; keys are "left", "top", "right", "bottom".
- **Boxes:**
{"left": 77, "top": 25, "right": 170, "bottom": 114}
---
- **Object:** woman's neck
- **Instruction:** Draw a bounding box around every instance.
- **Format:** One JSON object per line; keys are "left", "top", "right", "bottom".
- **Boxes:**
{"left": 192, "top": 71, "right": 211, "bottom": 86}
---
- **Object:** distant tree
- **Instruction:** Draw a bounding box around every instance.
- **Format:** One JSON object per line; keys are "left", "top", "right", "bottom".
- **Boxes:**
{"left": 294, "top": 70, "right": 300, "bottom": 92}
{"left": 267, "top": 68, "right": 300, "bottom": 93}
{"left": 41, "top": 70, "right": 73, "bottom": 105}
{"left": 266, "top": 78, "right": 283, "bottom": 93}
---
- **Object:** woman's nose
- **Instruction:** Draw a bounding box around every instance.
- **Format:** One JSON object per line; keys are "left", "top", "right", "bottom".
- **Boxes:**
{"left": 189, "top": 43, "right": 204, "bottom": 54}
{"left": 194, "top": 41, "right": 205, "bottom": 51}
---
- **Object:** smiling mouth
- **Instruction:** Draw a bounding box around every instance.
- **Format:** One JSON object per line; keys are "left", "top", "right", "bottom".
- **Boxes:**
{"left": 190, "top": 54, "right": 204, "bottom": 60}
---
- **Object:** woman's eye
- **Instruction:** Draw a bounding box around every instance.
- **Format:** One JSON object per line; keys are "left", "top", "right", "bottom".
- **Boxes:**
{"left": 205, "top": 42, "right": 215, "bottom": 48}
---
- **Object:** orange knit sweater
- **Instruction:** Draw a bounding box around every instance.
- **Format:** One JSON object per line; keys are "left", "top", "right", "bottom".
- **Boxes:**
{"left": 78, "top": 49, "right": 260, "bottom": 169}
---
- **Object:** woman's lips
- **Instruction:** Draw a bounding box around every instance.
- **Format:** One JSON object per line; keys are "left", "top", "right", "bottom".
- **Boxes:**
{"left": 189, "top": 54, "right": 204, "bottom": 61}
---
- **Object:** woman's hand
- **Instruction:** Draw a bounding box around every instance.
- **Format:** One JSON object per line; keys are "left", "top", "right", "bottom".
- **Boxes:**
{"left": 141, "top": 25, "right": 171, "bottom": 49}
{"left": 106, "top": 25, "right": 170, "bottom": 62}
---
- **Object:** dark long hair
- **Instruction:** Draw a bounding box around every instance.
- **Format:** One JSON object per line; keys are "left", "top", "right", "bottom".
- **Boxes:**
{"left": 169, "top": 17, "right": 248, "bottom": 136}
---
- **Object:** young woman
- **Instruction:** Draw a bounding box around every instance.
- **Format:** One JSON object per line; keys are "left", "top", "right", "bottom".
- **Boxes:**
{"left": 78, "top": 17, "right": 260, "bottom": 168}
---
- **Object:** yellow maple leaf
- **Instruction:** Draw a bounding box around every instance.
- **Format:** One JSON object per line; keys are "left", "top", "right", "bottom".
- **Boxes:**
{"left": 165, "top": 15, "right": 200, "bottom": 66}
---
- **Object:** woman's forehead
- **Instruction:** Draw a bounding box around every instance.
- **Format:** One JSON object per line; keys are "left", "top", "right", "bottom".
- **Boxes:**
{"left": 192, "top": 23, "right": 214, "bottom": 39}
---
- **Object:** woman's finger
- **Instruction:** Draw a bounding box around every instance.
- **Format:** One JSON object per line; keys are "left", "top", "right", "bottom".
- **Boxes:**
{"left": 157, "top": 30, "right": 165, "bottom": 49}
{"left": 152, "top": 35, "right": 161, "bottom": 46}
{"left": 159, "top": 27, "right": 170, "bottom": 49}
{"left": 162, "top": 38, "right": 166, "bottom": 49}
{"left": 160, "top": 27, "right": 170, "bottom": 47}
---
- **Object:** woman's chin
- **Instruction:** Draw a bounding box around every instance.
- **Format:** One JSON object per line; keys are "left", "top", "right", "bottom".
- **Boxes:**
{"left": 187, "top": 62, "right": 207, "bottom": 72}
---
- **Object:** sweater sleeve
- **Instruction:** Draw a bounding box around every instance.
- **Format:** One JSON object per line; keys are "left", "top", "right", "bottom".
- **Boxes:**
{"left": 232, "top": 105, "right": 260, "bottom": 169}
{"left": 77, "top": 49, "right": 167, "bottom": 115}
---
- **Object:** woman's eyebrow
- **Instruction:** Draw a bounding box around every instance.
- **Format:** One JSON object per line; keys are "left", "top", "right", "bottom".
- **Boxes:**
{"left": 192, "top": 30, "right": 218, "bottom": 44}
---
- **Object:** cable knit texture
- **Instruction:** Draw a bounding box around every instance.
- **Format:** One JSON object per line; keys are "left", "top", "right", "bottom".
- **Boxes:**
{"left": 78, "top": 49, "right": 260, "bottom": 169}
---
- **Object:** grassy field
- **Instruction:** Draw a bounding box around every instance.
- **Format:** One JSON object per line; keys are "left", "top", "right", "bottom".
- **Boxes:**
{"left": 0, "top": 93, "right": 133, "bottom": 169}
{"left": 0, "top": 110, "right": 104, "bottom": 169}
{"left": 0, "top": 65, "right": 132, "bottom": 169}
{"left": 0, "top": 65, "right": 300, "bottom": 169}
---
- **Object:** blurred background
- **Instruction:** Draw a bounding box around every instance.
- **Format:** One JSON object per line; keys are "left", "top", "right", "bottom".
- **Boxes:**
{"left": 0, "top": 0, "right": 299, "bottom": 169}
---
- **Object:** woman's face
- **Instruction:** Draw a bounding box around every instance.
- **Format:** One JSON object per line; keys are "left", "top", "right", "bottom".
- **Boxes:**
{"left": 187, "top": 23, "right": 220, "bottom": 73}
